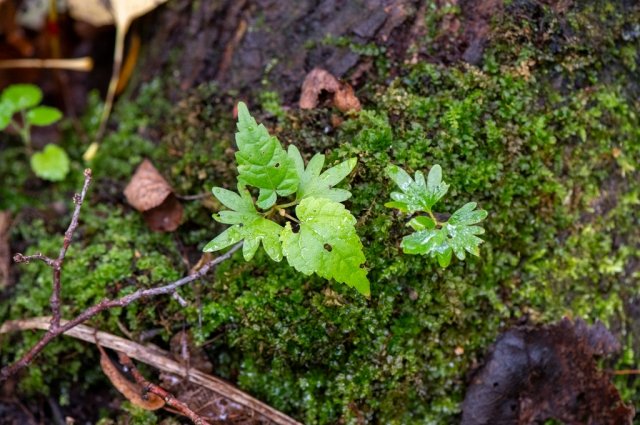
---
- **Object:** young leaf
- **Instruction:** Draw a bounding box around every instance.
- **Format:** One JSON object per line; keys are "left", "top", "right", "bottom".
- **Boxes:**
{"left": 1, "top": 84, "right": 43, "bottom": 112}
{"left": 0, "top": 103, "right": 12, "bottom": 131}
{"left": 204, "top": 185, "right": 283, "bottom": 261}
{"left": 280, "top": 197, "right": 370, "bottom": 296}
{"left": 449, "top": 202, "right": 488, "bottom": 226}
{"left": 401, "top": 203, "right": 487, "bottom": 267}
{"left": 26, "top": 106, "right": 63, "bottom": 126}
{"left": 30, "top": 144, "right": 70, "bottom": 181}
{"left": 234, "top": 102, "right": 299, "bottom": 209}
{"left": 288, "top": 145, "right": 356, "bottom": 202}
{"left": 385, "top": 164, "right": 449, "bottom": 213}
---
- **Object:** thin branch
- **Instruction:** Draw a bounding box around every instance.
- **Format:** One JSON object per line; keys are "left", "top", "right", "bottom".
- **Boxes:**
{"left": 0, "top": 318, "right": 302, "bottom": 425}
{"left": 117, "top": 352, "right": 210, "bottom": 425}
{"left": 0, "top": 243, "right": 241, "bottom": 381}
{"left": 13, "top": 253, "right": 56, "bottom": 267}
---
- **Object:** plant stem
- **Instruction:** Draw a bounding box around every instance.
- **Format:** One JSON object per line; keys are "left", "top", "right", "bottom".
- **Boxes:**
{"left": 275, "top": 200, "right": 298, "bottom": 209}
{"left": 282, "top": 212, "right": 300, "bottom": 224}
{"left": 427, "top": 210, "right": 442, "bottom": 228}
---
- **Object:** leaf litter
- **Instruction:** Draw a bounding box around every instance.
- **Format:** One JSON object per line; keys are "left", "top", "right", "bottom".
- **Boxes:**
{"left": 461, "top": 318, "right": 635, "bottom": 425}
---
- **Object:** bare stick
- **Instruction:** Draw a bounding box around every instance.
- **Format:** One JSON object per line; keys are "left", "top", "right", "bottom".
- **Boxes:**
{"left": 0, "top": 318, "right": 302, "bottom": 425}
{"left": 0, "top": 243, "right": 241, "bottom": 381}
{"left": 13, "top": 169, "right": 92, "bottom": 329}
{"left": 0, "top": 57, "right": 94, "bottom": 71}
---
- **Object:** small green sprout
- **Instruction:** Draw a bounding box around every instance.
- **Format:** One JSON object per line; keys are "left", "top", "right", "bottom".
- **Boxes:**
{"left": 386, "top": 164, "right": 488, "bottom": 267}
{"left": 204, "top": 102, "right": 370, "bottom": 296}
{"left": 0, "top": 84, "right": 69, "bottom": 181}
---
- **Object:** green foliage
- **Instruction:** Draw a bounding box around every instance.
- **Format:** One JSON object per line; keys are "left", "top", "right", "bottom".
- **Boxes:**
{"left": 204, "top": 185, "right": 284, "bottom": 262}
{"left": 0, "top": 84, "right": 42, "bottom": 115}
{"left": 0, "top": 83, "right": 68, "bottom": 181}
{"left": 3, "top": 2, "right": 640, "bottom": 423}
{"left": 30, "top": 144, "right": 70, "bottom": 181}
{"left": 281, "top": 197, "right": 369, "bottom": 296}
{"left": 235, "top": 102, "right": 299, "bottom": 208}
{"left": 205, "top": 102, "right": 369, "bottom": 296}
{"left": 386, "top": 164, "right": 488, "bottom": 267}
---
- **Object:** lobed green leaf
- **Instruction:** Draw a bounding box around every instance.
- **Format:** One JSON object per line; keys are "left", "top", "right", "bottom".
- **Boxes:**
{"left": 401, "top": 220, "right": 486, "bottom": 267}
{"left": 205, "top": 184, "right": 283, "bottom": 261}
{"left": 234, "top": 102, "right": 299, "bottom": 209}
{"left": 280, "top": 197, "right": 370, "bottom": 296}
{"left": 288, "top": 145, "right": 356, "bottom": 203}
{"left": 0, "top": 103, "right": 12, "bottom": 131}
{"left": 385, "top": 164, "right": 449, "bottom": 213}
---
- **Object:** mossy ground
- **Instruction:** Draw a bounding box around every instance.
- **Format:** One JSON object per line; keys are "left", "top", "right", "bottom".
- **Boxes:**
{"left": 1, "top": 1, "right": 639, "bottom": 424}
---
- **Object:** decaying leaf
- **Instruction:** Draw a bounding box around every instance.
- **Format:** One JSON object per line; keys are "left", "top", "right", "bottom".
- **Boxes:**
{"left": 98, "top": 343, "right": 165, "bottom": 411}
{"left": 461, "top": 318, "right": 635, "bottom": 425}
{"left": 67, "top": 0, "right": 114, "bottom": 27}
{"left": 161, "top": 330, "right": 271, "bottom": 424}
{"left": 67, "top": 0, "right": 168, "bottom": 154}
{"left": 0, "top": 211, "right": 11, "bottom": 288}
{"left": 124, "top": 160, "right": 183, "bottom": 232}
{"left": 299, "top": 68, "right": 361, "bottom": 112}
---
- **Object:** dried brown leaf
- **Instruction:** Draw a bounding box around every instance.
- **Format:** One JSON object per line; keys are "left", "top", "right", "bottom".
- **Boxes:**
{"left": 461, "top": 318, "right": 635, "bottom": 425}
{"left": 334, "top": 83, "right": 361, "bottom": 113}
{"left": 125, "top": 160, "right": 183, "bottom": 232}
{"left": 299, "top": 68, "right": 361, "bottom": 112}
{"left": 98, "top": 344, "right": 165, "bottom": 411}
{"left": 124, "top": 159, "right": 173, "bottom": 211}
{"left": 170, "top": 330, "right": 213, "bottom": 374}
{"left": 142, "top": 195, "right": 183, "bottom": 232}
{"left": 299, "top": 68, "right": 340, "bottom": 109}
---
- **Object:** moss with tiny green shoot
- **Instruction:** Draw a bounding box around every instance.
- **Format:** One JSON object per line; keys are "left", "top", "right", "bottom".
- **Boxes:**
{"left": 1, "top": 1, "right": 638, "bottom": 423}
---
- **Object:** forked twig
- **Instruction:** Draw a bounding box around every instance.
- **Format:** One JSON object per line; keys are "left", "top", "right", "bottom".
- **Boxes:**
{"left": 0, "top": 169, "right": 242, "bottom": 382}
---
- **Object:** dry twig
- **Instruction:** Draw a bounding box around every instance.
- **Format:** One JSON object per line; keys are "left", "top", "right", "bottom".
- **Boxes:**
{"left": 0, "top": 169, "right": 241, "bottom": 382}
{"left": 0, "top": 318, "right": 301, "bottom": 425}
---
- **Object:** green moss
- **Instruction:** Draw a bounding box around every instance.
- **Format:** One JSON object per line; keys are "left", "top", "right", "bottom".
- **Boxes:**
{"left": 1, "top": 1, "right": 639, "bottom": 423}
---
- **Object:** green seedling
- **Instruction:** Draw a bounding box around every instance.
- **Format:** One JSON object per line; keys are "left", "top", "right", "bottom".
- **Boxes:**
{"left": 204, "top": 102, "right": 370, "bottom": 296}
{"left": 386, "top": 164, "right": 488, "bottom": 267}
{"left": 0, "top": 84, "right": 69, "bottom": 181}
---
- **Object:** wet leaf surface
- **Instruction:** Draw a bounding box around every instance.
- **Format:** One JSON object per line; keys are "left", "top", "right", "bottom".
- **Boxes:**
{"left": 461, "top": 318, "right": 635, "bottom": 425}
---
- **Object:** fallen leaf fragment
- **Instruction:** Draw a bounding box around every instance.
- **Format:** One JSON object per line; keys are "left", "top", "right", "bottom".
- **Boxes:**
{"left": 461, "top": 318, "right": 635, "bottom": 425}
{"left": 98, "top": 343, "right": 165, "bottom": 411}
{"left": 299, "top": 68, "right": 361, "bottom": 112}
{"left": 67, "top": 0, "right": 169, "bottom": 153}
{"left": 334, "top": 83, "right": 361, "bottom": 113}
{"left": 124, "top": 160, "right": 183, "bottom": 232}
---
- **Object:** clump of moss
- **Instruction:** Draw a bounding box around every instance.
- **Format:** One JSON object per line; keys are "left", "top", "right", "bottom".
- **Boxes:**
{"left": 1, "top": 1, "right": 638, "bottom": 424}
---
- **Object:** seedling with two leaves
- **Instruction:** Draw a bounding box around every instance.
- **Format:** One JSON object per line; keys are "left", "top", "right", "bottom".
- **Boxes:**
{"left": 385, "top": 164, "right": 488, "bottom": 267}
{"left": 204, "top": 102, "right": 370, "bottom": 296}
{"left": 0, "top": 84, "right": 69, "bottom": 181}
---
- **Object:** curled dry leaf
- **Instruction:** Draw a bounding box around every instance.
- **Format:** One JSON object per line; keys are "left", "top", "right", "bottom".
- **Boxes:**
{"left": 299, "top": 68, "right": 361, "bottom": 113}
{"left": 98, "top": 343, "right": 165, "bottom": 411}
{"left": 124, "top": 160, "right": 183, "bottom": 232}
{"left": 461, "top": 318, "right": 635, "bottom": 425}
